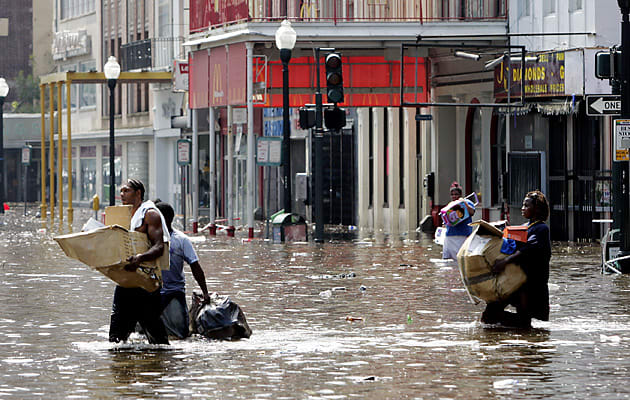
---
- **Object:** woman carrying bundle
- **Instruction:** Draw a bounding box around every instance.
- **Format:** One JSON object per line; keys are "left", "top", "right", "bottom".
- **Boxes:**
{"left": 482, "top": 190, "right": 551, "bottom": 329}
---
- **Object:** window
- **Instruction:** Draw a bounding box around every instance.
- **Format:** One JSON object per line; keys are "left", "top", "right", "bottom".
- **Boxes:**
{"left": 543, "top": 0, "right": 556, "bottom": 16}
{"left": 158, "top": 0, "right": 172, "bottom": 37}
{"left": 79, "top": 61, "right": 96, "bottom": 108}
{"left": 518, "top": 0, "right": 530, "bottom": 18}
{"left": 569, "top": 0, "right": 583, "bottom": 12}
{"left": 61, "top": 0, "right": 96, "bottom": 20}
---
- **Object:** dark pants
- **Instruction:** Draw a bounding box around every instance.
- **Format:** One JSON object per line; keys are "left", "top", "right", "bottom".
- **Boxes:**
{"left": 160, "top": 291, "right": 190, "bottom": 339}
{"left": 481, "top": 289, "right": 532, "bottom": 329}
{"left": 109, "top": 286, "right": 169, "bottom": 344}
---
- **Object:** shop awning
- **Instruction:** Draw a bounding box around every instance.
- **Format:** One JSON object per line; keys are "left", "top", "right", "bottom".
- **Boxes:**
{"left": 495, "top": 100, "right": 581, "bottom": 116}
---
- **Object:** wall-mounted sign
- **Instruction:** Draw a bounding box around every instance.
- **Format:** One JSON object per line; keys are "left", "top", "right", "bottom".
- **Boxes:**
{"left": 495, "top": 51, "right": 566, "bottom": 98}
{"left": 615, "top": 120, "right": 630, "bottom": 162}
{"left": 177, "top": 139, "right": 192, "bottom": 166}
{"left": 52, "top": 30, "right": 91, "bottom": 61}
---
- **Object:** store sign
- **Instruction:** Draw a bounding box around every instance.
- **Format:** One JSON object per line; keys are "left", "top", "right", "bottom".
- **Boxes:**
{"left": 614, "top": 119, "right": 630, "bottom": 161}
{"left": 172, "top": 60, "right": 189, "bottom": 92}
{"left": 494, "top": 51, "right": 565, "bottom": 98}
{"left": 52, "top": 30, "right": 91, "bottom": 60}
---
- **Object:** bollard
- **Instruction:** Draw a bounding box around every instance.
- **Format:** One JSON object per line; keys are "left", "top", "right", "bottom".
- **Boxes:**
{"left": 226, "top": 226, "right": 235, "bottom": 237}
{"left": 92, "top": 194, "right": 99, "bottom": 220}
{"left": 208, "top": 223, "right": 216, "bottom": 235}
{"left": 192, "top": 221, "right": 198, "bottom": 234}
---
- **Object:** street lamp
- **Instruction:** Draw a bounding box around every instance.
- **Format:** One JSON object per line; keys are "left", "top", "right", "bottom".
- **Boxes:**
{"left": 104, "top": 56, "right": 120, "bottom": 206}
{"left": 275, "top": 20, "right": 296, "bottom": 214}
{"left": 0, "top": 78, "right": 9, "bottom": 215}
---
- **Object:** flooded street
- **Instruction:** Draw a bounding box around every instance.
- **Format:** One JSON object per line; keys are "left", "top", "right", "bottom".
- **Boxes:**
{"left": 1, "top": 208, "right": 630, "bottom": 399}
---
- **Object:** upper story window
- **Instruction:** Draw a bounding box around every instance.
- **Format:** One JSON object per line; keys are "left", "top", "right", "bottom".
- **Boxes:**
{"left": 61, "top": 0, "right": 96, "bottom": 20}
{"left": 543, "top": 0, "right": 556, "bottom": 16}
{"left": 518, "top": 0, "right": 531, "bottom": 18}
{"left": 569, "top": 0, "right": 583, "bottom": 12}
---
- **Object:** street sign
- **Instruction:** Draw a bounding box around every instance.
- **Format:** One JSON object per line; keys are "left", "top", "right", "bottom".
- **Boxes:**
{"left": 614, "top": 119, "right": 630, "bottom": 161}
{"left": 21, "top": 145, "right": 32, "bottom": 165}
{"left": 177, "top": 139, "right": 192, "bottom": 165}
{"left": 586, "top": 95, "right": 621, "bottom": 116}
{"left": 256, "top": 137, "right": 282, "bottom": 166}
{"left": 415, "top": 114, "right": 433, "bottom": 121}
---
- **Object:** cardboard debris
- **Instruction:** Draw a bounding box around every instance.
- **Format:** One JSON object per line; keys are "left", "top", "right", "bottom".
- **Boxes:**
{"left": 456, "top": 220, "right": 527, "bottom": 303}
{"left": 54, "top": 224, "right": 169, "bottom": 292}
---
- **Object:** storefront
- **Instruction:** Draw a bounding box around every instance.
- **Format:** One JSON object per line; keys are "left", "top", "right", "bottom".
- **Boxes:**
{"left": 495, "top": 48, "right": 613, "bottom": 241}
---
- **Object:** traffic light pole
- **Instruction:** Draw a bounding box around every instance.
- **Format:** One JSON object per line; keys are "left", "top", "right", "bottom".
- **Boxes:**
{"left": 617, "top": 4, "right": 630, "bottom": 271}
{"left": 314, "top": 47, "right": 325, "bottom": 242}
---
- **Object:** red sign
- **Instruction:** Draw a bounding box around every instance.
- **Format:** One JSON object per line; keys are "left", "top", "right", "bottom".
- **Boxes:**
{"left": 227, "top": 43, "right": 246, "bottom": 105}
{"left": 189, "top": 50, "right": 208, "bottom": 109}
{"left": 209, "top": 46, "right": 227, "bottom": 107}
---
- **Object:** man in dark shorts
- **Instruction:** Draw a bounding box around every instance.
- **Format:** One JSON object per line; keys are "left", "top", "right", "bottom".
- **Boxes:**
{"left": 108, "top": 179, "right": 171, "bottom": 345}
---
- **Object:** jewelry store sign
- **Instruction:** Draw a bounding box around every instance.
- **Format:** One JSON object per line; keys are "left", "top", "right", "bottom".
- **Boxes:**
{"left": 614, "top": 119, "right": 630, "bottom": 161}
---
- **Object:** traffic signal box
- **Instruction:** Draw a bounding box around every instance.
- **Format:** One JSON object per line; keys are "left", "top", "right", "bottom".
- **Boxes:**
{"left": 325, "top": 53, "right": 344, "bottom": 104}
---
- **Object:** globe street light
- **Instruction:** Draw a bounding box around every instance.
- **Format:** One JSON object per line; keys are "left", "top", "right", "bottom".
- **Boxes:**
{"left": 104, "top": 56, "right": 120, "bottom": 206}
{"left": 275, "top": 20, "right": 296, "bottom": 214}
{"left": 0, "top": 78, "right": 9, "bottom": 214}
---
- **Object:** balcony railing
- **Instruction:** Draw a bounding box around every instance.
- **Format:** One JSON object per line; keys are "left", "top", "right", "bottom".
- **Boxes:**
{"left": 190, "top": 0, "right": 507, "bottom": 32}
{"left": 121, "top": 37, "right": 185, "bottom": 71}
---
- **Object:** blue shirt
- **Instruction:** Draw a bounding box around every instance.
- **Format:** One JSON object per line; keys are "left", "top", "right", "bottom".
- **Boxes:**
{"left": 445, "top": 199, "right": 475, "bottom": 237}
{"left": 161, "top": 230, "right": 199, "bottom": 296}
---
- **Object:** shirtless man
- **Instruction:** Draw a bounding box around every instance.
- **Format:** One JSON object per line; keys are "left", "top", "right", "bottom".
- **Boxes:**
{"left": 108, "top": 179, "right": 170, "bottom": 345}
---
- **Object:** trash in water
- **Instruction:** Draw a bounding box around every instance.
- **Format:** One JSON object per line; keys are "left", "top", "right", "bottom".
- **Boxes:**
{"left": 346, "top": 316, "right": 363, "bottom": 322}
{"left": 319, "top": 290, "right": 332, "bottom": 298}
{"left": 359, "top": 285, "right": 367, "bottom": 292}
{"left": 407, "top": 314, "right": 413, "bottom": 324}
{"left": 332, "top": 287, "right": 346, "bottom": 291}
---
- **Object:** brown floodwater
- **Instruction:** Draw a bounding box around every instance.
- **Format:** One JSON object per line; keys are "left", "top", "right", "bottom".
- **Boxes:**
{"left": 0, "top": 208, "right": 629, "bottom": 399}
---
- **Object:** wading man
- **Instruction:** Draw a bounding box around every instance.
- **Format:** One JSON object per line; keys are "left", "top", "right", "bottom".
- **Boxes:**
{"left": 155, "top": 201, "right": 210, "bottom": 339}
{"left": 108, "top": 179, "right": 171, "bottom": 345}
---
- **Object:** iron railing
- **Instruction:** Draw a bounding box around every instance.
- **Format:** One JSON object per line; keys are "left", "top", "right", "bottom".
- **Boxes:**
{"left": 190, "top": 0, "right": 507, "bottom": 32}
{"left": 121, "top": 37, "right": 185, "bottom": 71}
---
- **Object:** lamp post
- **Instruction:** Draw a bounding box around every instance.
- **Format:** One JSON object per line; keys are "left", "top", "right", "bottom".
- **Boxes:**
{"left": 0, "top": 78, "right": 8, "bottom": 214}
{"left": 104, "top": 56, "right": 120, "bottom": 206}
{"left": 275, "top": 20, "right": 296, "bottom": 214}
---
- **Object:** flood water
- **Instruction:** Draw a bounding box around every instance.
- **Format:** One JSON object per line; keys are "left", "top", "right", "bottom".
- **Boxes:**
{"left": 1, "top": 208, "right": 630, "bottom": 399}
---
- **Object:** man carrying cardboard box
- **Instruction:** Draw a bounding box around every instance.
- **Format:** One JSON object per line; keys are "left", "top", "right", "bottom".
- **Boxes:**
{"left": 109, "top": 179, "right": 171, "bottom": 345}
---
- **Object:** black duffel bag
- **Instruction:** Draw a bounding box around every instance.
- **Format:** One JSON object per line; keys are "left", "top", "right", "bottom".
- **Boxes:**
{"left": 189, "top": 292, "right": 252, "bottom": 340}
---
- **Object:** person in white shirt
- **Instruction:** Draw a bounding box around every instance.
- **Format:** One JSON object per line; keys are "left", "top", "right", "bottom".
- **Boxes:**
{"left": 108, "top": 179, "right": 170, "bottom": 345}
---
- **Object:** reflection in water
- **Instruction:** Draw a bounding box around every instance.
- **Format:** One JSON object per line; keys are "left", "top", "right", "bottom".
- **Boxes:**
{"left": 2, "top": 209, "right": 630, "bottom": 398}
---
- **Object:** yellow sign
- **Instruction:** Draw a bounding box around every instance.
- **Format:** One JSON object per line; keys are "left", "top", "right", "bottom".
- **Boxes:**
{"left": 616, "top": 149, "right": 629, "bottom": 161}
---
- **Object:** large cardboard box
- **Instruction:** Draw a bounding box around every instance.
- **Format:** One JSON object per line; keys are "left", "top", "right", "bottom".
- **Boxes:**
{"left": 104, "top": 205, "right": 133, "bottom": 229}
{"left": 456, "top": 220, "right": 527, "bottom": 303}
{"left": 54, "top": 225, "right": 169, "bottom": 292}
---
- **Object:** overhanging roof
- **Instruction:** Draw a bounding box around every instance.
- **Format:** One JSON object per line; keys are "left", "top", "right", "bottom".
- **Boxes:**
{"left": 39, "top": 71, "right": 172, "bottom": 85}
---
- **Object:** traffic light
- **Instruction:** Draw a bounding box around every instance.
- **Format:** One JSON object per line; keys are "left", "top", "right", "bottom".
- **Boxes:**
{"left": 298, "top": 107, "right": 316, "bottom": 129}
{"left": 595, "top": 50, "right": 622, "bottom": 80}
{"left": 325, "top": 53, "right": 344, "bottom": 104}
{"left": 324, "top": 106, "right": 346, "bottom": 131}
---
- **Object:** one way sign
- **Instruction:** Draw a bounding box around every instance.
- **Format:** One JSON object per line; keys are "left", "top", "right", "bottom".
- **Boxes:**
{"left": 586, "top": 95, "right": 621, "bottom": 116}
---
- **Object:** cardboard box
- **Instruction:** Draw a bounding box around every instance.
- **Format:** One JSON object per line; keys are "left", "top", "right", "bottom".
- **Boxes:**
{"left": 104, "top": 205, "right": 133, "bottom": 230}
{"left": 54, "top": 225, "right": 169, "bottom": 292}
{"left": 457, "top": 220, "right": 526, "bottom": 303}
